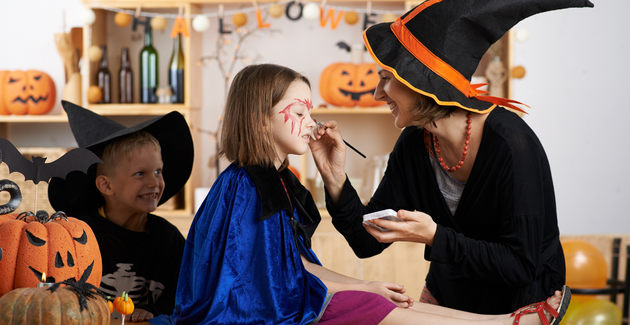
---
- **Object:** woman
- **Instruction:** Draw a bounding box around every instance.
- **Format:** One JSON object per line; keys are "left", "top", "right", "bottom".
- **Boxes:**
{"left": 149, "top": 63, "right": 570, "bottom": 325}
{"left": 310, "top": 0, "right": 593, "bottom": 315}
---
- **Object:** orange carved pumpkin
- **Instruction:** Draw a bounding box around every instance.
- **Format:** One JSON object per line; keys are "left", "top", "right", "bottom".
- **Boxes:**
{"left": 0, "top": 70, "right": 8, "bottom": 115}
{"left": 1, "top": 70, "right": 56, "bottom": 115}
{"left": 319, "top": 62, "right": 384, "bottom": 108}
{"left": 0, "top": 212, "right": 102, "bottom": 297}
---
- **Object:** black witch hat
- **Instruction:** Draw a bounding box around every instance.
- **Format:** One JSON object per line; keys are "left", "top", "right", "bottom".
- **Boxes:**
{"left": 364, "top": 0, "right": 594, "bottom": 113}
{"left": 48, "top": 100, "right": 194, "bottom": 214}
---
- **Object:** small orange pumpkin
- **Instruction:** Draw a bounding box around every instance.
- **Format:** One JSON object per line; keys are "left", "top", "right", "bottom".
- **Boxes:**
{"left": 0, "top": 212, "right": 102, "bottom": 297}
{"left": 319, "top": 62, "right": 384, "bottom": 107}
{"left": 1, "top": 70, "right": 56, "bottom": 115}
{"left": 107, "top": 297, "right": 114, "bottom": 314}
{"left": 114, "top": 292, "right": 135, "bottom": 315}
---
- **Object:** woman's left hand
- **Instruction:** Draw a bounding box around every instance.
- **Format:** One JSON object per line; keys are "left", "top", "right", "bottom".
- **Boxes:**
{"left": 365, "top": 281, "right": 414, "bottom": 308}
{"left": 363, "top": 209, "right": 437, "bottom": 246}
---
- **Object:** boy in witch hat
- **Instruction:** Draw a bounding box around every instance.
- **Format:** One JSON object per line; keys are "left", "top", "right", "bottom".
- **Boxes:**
{"left": 310, "top": 0, "right": 594, "bottom": 315}
{"left": 49, "top": 100, "right": 194, "bottom": 322}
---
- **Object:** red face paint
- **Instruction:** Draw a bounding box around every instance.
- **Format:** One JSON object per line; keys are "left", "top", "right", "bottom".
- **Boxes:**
{"left": 279, "top": 98, "right": 312, "bottom": 136}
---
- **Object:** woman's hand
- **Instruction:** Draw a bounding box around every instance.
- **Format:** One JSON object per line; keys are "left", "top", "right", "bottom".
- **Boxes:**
{"left": 309, "top": 120, "right": 347, "bottom": 203}
{"left": 364, "top": 281, "right": 414, "bottom": 308}
{"left": 363, "top": 210, "right": 437, "bottom": 246}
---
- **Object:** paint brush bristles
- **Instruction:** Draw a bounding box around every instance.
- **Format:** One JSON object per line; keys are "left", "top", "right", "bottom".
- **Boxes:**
{"left": 314, "top": 120, "right": 366, "bottom": 159}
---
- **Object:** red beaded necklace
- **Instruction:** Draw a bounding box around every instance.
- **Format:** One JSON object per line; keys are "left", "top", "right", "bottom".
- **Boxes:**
{"left": 425, "top": 113, "right": 472, "bottom": 173}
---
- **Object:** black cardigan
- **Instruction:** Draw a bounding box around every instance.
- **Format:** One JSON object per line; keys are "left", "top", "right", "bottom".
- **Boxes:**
{"left": 326, "top": 107, "right": 565, "bottom": 314}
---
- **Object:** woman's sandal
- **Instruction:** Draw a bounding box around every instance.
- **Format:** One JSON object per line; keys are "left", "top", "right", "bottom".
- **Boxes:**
{"left": 511, "top": 285, "right": 571, "bottom": 325}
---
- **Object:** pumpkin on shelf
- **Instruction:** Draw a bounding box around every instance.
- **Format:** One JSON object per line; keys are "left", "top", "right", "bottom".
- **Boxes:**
{"left": 0, "top": 210, "right": 102, "bottom": 297}
{"left": 0, "top": 262, "right": 110, "bottom": 324}
{"left": 320, "top": 62, "right": 383, "bottom": 108}
{"left": 0, "top": 70, "right": 57, "bottom": 115}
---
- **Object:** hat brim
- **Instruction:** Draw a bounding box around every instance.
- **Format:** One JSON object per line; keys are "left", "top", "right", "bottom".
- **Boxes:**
{"left": 48, "top": 109, "right": 194, "bottom": 215}
{"left": 363, "top": 22, "right": 496, "bottom": 114}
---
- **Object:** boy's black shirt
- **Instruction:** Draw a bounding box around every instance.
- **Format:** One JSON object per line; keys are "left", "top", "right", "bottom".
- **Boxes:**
{"left": 77, "top": 210, "right": 185, "bottom": 317}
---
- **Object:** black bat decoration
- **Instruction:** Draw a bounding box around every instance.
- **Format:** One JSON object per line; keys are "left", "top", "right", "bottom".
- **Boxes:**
{"left": 0, "top": 138, "right": 102, "bottom": 185}
{"left": 336, "top": 41, "right": 351, "bottom": 52}
{"left": 336, "top": 41, "right": 368, "bottom": 53}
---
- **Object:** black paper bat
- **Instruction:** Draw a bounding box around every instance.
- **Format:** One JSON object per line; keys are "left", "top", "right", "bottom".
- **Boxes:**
{"left": 336, "top": 41, "right": 368, "bottom": 53}
{"left": 0, "top": 138, "right": 102, "bottom": 185}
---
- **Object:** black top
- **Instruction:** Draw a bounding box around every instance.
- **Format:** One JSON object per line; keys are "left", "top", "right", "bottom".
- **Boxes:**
{"left": 77, "top": 210, "right": 185, "bottom": 317}
{"left": 326, "top": 107, "right": 566, "bottom": 313}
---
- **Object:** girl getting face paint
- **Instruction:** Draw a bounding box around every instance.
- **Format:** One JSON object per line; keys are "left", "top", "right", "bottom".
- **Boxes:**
{"left": 271, "top": 81, "right": 316, "bottom": 167}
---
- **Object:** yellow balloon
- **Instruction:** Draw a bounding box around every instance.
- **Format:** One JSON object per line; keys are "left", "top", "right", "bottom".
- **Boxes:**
{"left": 345, "top": 11, "right": 359, "bottom": 25}
{"left": 233, "top": 13, "right": 248, "bottom": 27}
{"left": 562, "top": 299, "right": 621, "bottom": 325}
{"left": 87, "top": 86, "right": 103, "bottom": 103}
{"left": 114, "top": 12, "right": 132, "bottom": 27}
{"left": 87, "top": 45, "right": 102, "bottom": 62}
{"left": 382, "top": 13, "right": 398, "bottom": 23}
{"left": 151, "top": 15, "right": 168, "bottom": 31}
{"left": 269, "top": 3, "right": 284, "bottom": 18}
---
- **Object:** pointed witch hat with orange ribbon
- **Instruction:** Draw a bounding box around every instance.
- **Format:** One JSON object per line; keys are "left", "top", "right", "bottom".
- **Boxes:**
{"left": 363, "top": 0, "right": 594, "bottom": 114}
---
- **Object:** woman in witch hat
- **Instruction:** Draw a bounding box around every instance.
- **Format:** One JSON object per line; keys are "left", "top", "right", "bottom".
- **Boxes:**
{"left": 311, "top": 0, "right": 594, "bottom": 314}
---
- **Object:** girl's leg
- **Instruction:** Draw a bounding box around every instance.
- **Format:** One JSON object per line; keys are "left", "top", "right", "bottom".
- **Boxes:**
{"left": 378, "top": 290, "right": 563, "bottom": 325}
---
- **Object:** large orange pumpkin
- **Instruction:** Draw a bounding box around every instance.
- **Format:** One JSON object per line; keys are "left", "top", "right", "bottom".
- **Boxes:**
{"left": 0, "top": 70, "right": 8, "bottom": 115}
{"left": 319, "top": 62, "right": 384, "bottom": 107}
{"left": 0, "top": 212, "right": 102, "bottom": 297}
{"left": 0, "top": 280, "right": 110, "bottom": 324}
{"left": 1, "top": 70, "right": 56, "bottom": 115}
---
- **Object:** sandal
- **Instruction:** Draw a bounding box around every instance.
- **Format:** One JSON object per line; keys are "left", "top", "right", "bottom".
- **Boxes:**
{"left": 511, "top": 285, "right": 571, "bottom": 325}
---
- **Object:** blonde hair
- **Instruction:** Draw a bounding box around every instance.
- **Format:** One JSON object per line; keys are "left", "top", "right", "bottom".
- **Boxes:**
{"left": 96, "top": 131, "right": 161, "bottom": 175}
{"left": 220, "top": 64, "right": 310, "bottom": 168}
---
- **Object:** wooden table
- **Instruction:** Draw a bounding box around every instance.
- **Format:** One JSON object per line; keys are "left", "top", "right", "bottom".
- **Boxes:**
{"left": 109, "top": 319, "right": 151, "bottom": 325}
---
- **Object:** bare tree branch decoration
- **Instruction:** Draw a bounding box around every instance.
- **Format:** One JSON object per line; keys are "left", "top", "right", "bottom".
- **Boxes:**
{"left": 196, "top": 19, "right": 282, "bottom": 178}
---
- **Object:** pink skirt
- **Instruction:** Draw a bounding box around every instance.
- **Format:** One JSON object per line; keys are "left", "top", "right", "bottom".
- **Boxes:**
{"left": 316, "top": 291, "right": 397, "bottom": 325}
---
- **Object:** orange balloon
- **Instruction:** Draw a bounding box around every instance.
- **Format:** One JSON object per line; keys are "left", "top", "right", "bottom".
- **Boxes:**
{"left": 345, "top": 11, "right": 359, "bottom": 25}
{"left": 233, "top": 13, "right": 248, "bottom": 27}
{"left": 562, "top": 240, "right": 608, "bottom": 290}
{"left": 114, "top": 12, "right": 132, "bottom": 27}
{"left": 512, "top": 66, "right": 526, "bottom": 79}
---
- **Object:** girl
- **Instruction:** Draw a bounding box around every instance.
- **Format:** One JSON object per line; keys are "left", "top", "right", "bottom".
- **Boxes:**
{"left": 150, "top": 64, "right": 569, "bottom": 325}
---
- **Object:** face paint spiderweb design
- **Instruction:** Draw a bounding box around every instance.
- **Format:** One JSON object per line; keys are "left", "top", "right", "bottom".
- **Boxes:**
{"left": 279, "top": 98, "right": 312, "bottom": 136}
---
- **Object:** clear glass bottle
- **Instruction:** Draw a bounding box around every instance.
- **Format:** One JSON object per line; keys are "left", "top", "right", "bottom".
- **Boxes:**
{"left": 97, "top": 45, "right": 111, "bottom": 103}
{"left": 168, "top": 33, "right": 185, "bottom": 104}
{"left": 119, "top": 47, "right": 133, "bottom": 103}
{"left": 140, "top": 22, "right": 158, "bottom": 103}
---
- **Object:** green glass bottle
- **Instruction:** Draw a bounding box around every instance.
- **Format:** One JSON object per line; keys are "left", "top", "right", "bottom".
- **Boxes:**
{"left": 140, "top": 21, "right": 158, "bottom": 103}
{"left": 169, "top": 33, "right": 185, "bottom": 104}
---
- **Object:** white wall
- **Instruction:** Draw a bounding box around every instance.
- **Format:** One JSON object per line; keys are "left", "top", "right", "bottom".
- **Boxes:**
{"left": 0, "top": 0, "right": 626, "bottom": 234}
{"left": 512, "top": 0, "right": 630, "bottom": 234}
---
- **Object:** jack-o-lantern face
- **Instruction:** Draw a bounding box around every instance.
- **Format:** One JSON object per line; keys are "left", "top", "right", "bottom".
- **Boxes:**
{"left": 319, "top": 62, "right": 385, "bottom": 107}
{"left": 0, "top": 70, "right": 8, "bottom": 115}
{"left": 1, "top": 70, "right": 56, "bottom": 116}
{"left": 0, "top": 212, "right": 102, "bottom": 297}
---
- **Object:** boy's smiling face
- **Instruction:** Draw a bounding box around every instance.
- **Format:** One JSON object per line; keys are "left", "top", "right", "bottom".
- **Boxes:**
{"left": 104, "top": 145, "right": 165, "bottom": 215}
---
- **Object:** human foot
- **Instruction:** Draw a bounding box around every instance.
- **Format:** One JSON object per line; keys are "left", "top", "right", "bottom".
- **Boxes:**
{"left": 506, "top": 286, "right": 570, "bottom": 325}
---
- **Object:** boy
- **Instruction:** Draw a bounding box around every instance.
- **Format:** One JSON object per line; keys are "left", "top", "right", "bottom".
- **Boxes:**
{"left": 49, "top": 100, "right": 194, "bottom": 322}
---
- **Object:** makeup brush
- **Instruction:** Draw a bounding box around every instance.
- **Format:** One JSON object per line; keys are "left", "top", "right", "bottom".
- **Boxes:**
{"left": 314, "top": 120, "right": 366, "bottom": 159}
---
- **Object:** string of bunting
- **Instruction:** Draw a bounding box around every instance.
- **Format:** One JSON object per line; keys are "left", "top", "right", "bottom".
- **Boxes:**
{"left": 81, "top": 1, "right": 406, "bottom": 33}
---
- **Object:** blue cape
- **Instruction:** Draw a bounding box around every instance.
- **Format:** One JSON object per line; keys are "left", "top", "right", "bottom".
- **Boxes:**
{"left": 151, "top": 163, "right": 327, "bottom": 324}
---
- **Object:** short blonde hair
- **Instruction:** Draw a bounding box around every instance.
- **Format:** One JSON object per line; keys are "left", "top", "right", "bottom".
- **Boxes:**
{"left": 96, "top": 131, "right": 161, "bottom": 176}
{"left": 220, "top": 64, "right": 310, "bottom": 168}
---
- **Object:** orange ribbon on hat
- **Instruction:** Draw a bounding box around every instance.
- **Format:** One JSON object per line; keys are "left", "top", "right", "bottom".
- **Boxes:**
{"left": 390, "top": 1, "right": 528, "bottom": 113}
